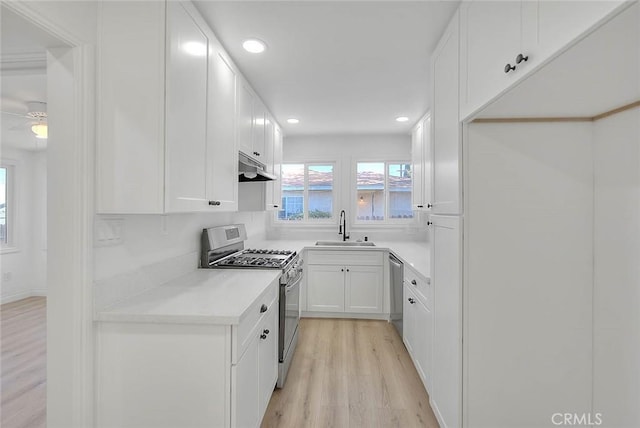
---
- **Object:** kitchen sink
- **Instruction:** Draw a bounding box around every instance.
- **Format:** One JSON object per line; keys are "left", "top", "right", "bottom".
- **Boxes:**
{"left": 315, "top": 241, "right": 376, "bottom": 247}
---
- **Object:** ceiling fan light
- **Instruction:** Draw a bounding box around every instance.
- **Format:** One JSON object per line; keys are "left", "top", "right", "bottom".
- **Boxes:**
{"left": 31, "top": 123, "right": 48, "bottom": 139}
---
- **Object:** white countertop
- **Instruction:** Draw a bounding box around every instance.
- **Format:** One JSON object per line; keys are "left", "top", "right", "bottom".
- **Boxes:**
{"left": 96, "top": 238, "right": 430, "bottom": 325}
{"left": 247, "top": 238, "right": 431, "bottom": 280}
{"left": 96, "top": 269, "right": 280, "bottom": 325}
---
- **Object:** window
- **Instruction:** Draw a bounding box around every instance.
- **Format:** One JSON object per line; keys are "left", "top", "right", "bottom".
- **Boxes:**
{"left": 0, "top": 164, "right": 13, "bottom": 248}
{"left": 278, "top": 163, "right": 335, "bottom": 222}
{"left": 356, "top": 161, "right": 413, "bottom": 222}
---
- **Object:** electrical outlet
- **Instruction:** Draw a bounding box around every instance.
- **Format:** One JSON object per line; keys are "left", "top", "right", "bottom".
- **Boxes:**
{"left": 95, "top": 217, "right": 125, "bottom": 247}
{"left": 2, "top": 272, "right": 12, "bottom": 282}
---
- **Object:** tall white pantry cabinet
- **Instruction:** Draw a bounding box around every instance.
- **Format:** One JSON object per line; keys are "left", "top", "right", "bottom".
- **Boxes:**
{"left": 423, "top": 2, "right": 640, "bottom": 428}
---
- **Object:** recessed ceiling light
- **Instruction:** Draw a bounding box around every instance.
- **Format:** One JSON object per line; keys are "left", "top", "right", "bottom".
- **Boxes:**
{"left": 396, "top": 116, "right": 409, "bottom": 123}
{"left": 182, "top": 41, "right": 207, "bottom": 57}
{"left": 243, "top": 39, "right": 266, "bottom": 54}
{"left": 287, "top": 118, "right": 299, "bottom": 124}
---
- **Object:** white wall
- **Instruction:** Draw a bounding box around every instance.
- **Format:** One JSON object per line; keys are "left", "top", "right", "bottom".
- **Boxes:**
{"left": 271, "top": 134, "right": 428, "bottom": 241}
{"left": 593, "top": 108, "right": 640, "bottom": 427}
{"left": 0, "top": 147, "right": 47, "bottom": 303}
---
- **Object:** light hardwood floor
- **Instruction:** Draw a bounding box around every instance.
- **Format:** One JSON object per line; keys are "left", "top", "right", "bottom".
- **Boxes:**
{"left": 262, "top": 318, "right": 439, "bottom": 428}
{"left": 1, "top": 297, "right": 46, "bottom": 428}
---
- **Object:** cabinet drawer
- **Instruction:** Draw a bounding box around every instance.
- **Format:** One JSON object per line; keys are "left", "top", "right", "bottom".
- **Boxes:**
{"left": 404, "top": 267, "right": 432, "bottom": 309}
{"left": 307, "top": 250, "right": 383, "bottom": 266}
{"left": 233, "top": 281, "right": 278, "bottom": 363}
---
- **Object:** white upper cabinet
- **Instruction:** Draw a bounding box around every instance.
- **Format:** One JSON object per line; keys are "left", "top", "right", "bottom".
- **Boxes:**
{"left": 431, "top": 11, "right": 461, "bottom": 215}
{"left": 252, "top": 100, "right": 267, "bottom": 160}
{"left": 97, "top": 0, "right": 281, "bottom": 214}
{"left": 164, "top": 1, "right": 209, "bottom": 213}
{"left": 265, "top": 123, "right": 283, "bottom": 211}
{"left": 411, "top": 121, "right": 424, "bottom": 211}
{"left": 206, "top": 45, "right": 239, "bottom": 211}
{"left": 411, "top": 114, "right": 432, "bottom": 212}
{"left": 237, "top": 83, "right": 268, "bottom": 163}
{"left": 460, "top": 0, "right": 625, "bottom": 120}
{"left": 96, "top": 1, "right": 166, "bottom": 214}
{"left": 237, "top": 82, "right": 254, "bottom": 158}
{"left": 459, "top": 0, "right": 522, "bottom": 120}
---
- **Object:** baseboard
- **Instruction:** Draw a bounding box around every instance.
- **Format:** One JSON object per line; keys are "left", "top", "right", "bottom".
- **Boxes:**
{"left": 0, "top": 289, "right": 47, "bottom": 305}
{"left": 431, "top": 398, "right": 446, "bottom": 428}
{"left": 301, "top": 311, "right": 390, "bottom": 320}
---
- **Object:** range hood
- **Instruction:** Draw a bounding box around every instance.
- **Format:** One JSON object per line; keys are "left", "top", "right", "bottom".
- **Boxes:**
{"left": 238, "top": 152, "right": 277, "bottom": 182}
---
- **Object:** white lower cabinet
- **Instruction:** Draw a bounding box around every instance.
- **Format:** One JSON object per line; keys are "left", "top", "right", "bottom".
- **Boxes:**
{"left": 403, "top": 279, "right": 433, "bottom": 393}
{"left": 233, "top": 301, "right": 277, "bottom": 427}
{"left": 96, "top": 282, "right": 279, "bottom": 428}
{"left": 306, "top": 250, "right": 384, "bottom": 315}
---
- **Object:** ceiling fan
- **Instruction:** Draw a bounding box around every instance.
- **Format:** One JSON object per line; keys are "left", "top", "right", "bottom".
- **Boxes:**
{"left": 1, "top": 101, "right": 48, "bottom": 139}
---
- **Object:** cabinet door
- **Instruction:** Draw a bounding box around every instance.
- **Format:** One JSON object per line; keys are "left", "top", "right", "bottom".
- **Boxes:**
{"left": 459, "top": 1, "right": 522, "bottom": 119}
{"left": 421, "top": 115, "right": 432, "bottom": 211}
{"left": 165, "top": 2, "right": 209, "bottom": 213}
{"left": 403, "top": 283, "right": 416, "bottom": 356}
{"left": 233, "top": 334, "right": 259, "bottom": 428}
{"left": 430, "top": 215, "right": 462, "bottom": 428}
{"left": 272, "top": 125, "right": 283, "bottom": 208}
{"left": 411, "top": 121, "right": 424, "bottom": 210}
{"left": 414, "top": 297, "right": 433, "bottom": 392}
{"left": 258, "top": 303, "right": 278, "bottom": 418}
{"left": 307, "top": 265, "right": 345, "bottom": 312}
{"left": 345, "top": 265, "right": 383, "bottom": 313}
{"left": 96, "top": 1, "right": 166, "bottom": 214}
{"left": 206, "top": 47, "right": 238, "bottom": 211}
{"left": 265, "top": 123, "right": 282, "bottom": 210}
{"left": 432, "top": 11, "right": 462, "bottom": 215}
{"left": 252, "top": 100, "right": 266, "bottom": 160}
{"left": 237, "top": 82, "right": 254, "bottom": 157}
{"left": 523, "top": 1, "right": 624, "bottom": 67}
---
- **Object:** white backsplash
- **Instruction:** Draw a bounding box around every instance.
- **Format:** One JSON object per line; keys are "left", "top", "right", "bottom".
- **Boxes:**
{"left": 93, "top": 210, "right": 268, "bottom": 310}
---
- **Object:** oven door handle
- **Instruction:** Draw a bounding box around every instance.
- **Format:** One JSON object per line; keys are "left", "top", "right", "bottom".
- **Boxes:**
{"left": 285, "top": 270, "right": 303, "bottom": 294}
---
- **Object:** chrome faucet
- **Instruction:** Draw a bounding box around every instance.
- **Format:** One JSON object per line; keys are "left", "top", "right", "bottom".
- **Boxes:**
{"left": 339, "top": 210, "right": 349, "bottom": 241}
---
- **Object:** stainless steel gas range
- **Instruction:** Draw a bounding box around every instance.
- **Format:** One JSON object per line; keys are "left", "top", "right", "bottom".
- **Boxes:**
{"left": 200, "top": 224, "right": 302, "bottom": 388}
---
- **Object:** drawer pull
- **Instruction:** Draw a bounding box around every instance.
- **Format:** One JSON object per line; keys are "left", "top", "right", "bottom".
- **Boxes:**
{"left": 260, "top": 304, "right": 268, "bottom": 313}
{"left": 260, "top": 333, "right": 267, "bottom": 340}
{"left": 263, "top": 329, "right": 269, "bottom": 335}
{"left": 516, "top": 53, "right": 529, "bottom": 64}
{"left": 411, "top": 279, "right": 417, "bottom": 286}
{"left": 504, "top": 63, "right": 516, "bottom": 73}
{"left": 408, "top": 298, "right": 416, "bottom": 304}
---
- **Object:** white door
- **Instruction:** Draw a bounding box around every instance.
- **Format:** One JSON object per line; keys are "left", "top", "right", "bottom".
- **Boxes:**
{"left": 164, "top": 2, "right": 208, "bottom": 213}
{"left": 345, "top": 265, "right": 383, "bottom": 313}
{"left": 206, "top": 48, "right": 238, "bottom": 211}
{"left": 306, "top": 265, "right": 345, "bottom": 312}
{"left": 431, "top": 215, "right": 462, "bottom": 428}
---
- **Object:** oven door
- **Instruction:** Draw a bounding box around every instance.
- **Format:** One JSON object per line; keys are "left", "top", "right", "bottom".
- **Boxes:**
{"left": 279, "top": 270, "right": 302, "bottom": 362}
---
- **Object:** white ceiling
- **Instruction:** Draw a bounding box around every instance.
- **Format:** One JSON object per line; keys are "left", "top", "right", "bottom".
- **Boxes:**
{"left": 194, "top": 1, "right": 460, "bottom": 136}
{"left": 0, "top": 6, "right": 65, "bottom": 152}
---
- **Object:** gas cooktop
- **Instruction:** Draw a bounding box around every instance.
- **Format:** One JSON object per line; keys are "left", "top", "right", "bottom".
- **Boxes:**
{"left": 211, "top": 249, "right": 297, "bottom": 269}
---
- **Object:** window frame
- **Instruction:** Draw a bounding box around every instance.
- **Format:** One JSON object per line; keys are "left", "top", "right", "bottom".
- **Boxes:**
{"left": 353, "top": 159, "right": 415, "bottom": 225}
{"left": 275, "top": 161, "right": 337, "bottom": 224}
{"left": 0, "top": 160, "right": 17, "bottom": 253}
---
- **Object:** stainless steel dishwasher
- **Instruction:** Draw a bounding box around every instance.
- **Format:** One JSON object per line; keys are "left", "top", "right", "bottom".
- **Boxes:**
{"left": 389, "top": 253, "right": 404, "bottom": 336}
